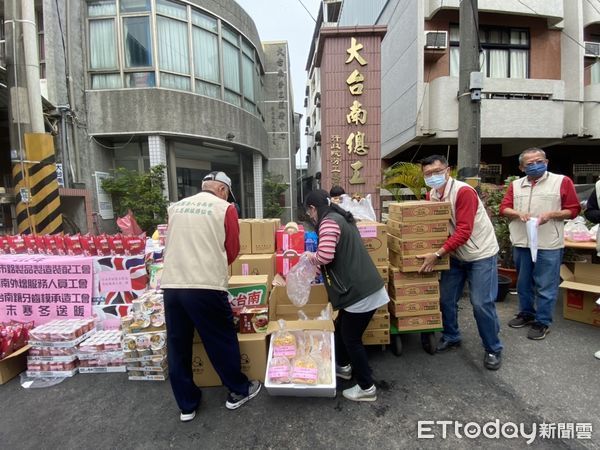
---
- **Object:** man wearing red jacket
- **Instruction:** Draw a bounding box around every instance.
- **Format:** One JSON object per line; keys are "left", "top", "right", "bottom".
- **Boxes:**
{"left": 417, "top": 155, "right": 503, "bottom": 370}
{"left": 501, "top": 148, "right": 580, "bottom": 340}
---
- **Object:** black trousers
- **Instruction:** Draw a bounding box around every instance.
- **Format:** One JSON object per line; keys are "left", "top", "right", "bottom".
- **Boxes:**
{"left": 164, "top": 288, "right": 249, "bottom": 413}
{"left": 335, "top": 308, "right": 377, "bottom": 390}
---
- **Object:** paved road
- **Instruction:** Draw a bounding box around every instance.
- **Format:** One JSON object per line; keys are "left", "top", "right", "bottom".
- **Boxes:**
{"left": 1, "top": 293, "right": 598, "bottom": 449}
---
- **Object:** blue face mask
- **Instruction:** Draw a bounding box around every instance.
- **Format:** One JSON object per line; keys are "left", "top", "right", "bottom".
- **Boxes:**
{"left": 424, "top": 173, "right": 447, "bottom": 189}
{"left": 524, "top": 162, "right": 547, "bottom": 178}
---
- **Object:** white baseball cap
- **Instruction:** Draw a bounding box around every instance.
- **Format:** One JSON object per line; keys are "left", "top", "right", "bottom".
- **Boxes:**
{"left": 203, "top": 171, "right": 236, "bottom": 202}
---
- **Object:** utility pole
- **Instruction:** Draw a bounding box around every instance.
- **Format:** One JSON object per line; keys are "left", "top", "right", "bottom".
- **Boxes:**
{"left": 6, "top": 0, "right": 63, "bottom": 234}
{"left": 457, "top": 0, "right": 482, "bottom": 188}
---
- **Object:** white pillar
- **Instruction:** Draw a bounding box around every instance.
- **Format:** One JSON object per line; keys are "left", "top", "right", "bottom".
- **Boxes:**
{"left": 253, "top": 153, "right": 263, "bottom": 218}
{"left": 148, "top": 135, "right": 169, "bottom": 199}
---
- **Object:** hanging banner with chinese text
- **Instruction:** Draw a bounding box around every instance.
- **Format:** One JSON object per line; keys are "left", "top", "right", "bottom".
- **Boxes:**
{"left": 0, "top": 255, "right": 94, "bottom": 324}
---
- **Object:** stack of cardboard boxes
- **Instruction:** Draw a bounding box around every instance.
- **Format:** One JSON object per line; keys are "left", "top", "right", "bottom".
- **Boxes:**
{"left": 356, "top": 221, "right": 391, "bottom": 345}
{"left": 232, "top": 219, "right": 281, "bottom": 285}
{"left": 386, "top": 201, "right": 451, "bottom": 332}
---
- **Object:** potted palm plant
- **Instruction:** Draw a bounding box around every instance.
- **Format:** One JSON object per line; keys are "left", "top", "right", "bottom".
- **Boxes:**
{"left": 481, "top": 178, "right": 519, "bottom": 291}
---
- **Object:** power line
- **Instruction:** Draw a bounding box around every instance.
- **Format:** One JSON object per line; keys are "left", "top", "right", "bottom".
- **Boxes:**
{"left": 295, "top": 0, "right": 317, "bottom": 23}
{"left": 514, "top": 0, "right": 590, "bottom": 54}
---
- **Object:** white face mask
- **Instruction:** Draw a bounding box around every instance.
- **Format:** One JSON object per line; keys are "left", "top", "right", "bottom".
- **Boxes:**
{"left": 424, "top": 173, "right": 447, "bottom": 189}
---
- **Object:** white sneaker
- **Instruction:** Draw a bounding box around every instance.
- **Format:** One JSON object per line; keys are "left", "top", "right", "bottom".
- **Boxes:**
{"left": 342, "top": 384, "right": 377, "bottom": 402}
{"left": 336, "top": 364, "right": 352, "bottom": 380}
{"left": 595, "top": 350, "right": 600, "bottom": 360}
{"left": 180, "top": 410, "right": 196, "bottom": 422}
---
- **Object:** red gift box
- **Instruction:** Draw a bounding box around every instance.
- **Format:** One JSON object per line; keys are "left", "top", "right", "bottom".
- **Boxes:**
{"left": 276, "top": 225, "right": 305, "bottom": 253}
{"left": 276, "top": 250, "right": 302, "bottom": 276}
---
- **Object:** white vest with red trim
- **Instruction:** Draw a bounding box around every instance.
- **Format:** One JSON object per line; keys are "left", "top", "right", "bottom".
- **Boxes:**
{"left": 430, "top": 178, "right": 499, "bottom": 262}
{"left": 509, "top": 171, "right": 565, "bottom": 250}
{"left": 161, "top": 191, "right": 230, "bottom": 291}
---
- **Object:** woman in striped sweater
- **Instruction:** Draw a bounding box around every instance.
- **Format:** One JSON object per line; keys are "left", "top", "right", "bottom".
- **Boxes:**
{"left": 304, "top": 189, "right": 389, "bottom": 402}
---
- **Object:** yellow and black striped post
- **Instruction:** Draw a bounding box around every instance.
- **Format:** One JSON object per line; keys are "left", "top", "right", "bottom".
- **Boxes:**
{"left": 12, "top": 133, "right": 63, "bottom": 234}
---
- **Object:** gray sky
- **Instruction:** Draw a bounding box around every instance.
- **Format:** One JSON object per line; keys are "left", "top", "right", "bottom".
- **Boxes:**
{"left": 234, "top": 0, "right": 321, "bottom": 167}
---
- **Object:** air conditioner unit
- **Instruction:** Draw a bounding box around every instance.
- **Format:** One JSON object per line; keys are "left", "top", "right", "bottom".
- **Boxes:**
{"left": 584, "top": 41, "right": 600, "bottom": 58}
{"left": 424, "top": 31, "right": 448, "bottom": 50}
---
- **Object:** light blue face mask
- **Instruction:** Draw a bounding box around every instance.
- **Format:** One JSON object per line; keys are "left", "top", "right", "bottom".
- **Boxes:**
{"left": 425, "top": 173, "right": 447, "bottom": 189}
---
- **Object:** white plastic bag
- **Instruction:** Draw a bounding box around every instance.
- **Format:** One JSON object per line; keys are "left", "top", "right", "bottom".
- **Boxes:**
{"left": 286, "top": 254, "right": 317, "bottom": 307}
{"left": 338, "top": 194, "right": 376, "bottom": 222}
{"left": 564, "top": 216, "right": 592, "bottom": 242}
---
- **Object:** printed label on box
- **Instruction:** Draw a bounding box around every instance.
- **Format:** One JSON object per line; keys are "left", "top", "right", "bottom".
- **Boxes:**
{"left": 358, "top": 226, "right": 377, "bottom": 238}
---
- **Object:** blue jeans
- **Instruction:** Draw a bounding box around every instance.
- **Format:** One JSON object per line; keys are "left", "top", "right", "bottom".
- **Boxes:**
{"left": 513, "top": 247, "right": 563, "bottom": 326}
{"left": 440, "top": 255, "right": 503, "bottom": 354}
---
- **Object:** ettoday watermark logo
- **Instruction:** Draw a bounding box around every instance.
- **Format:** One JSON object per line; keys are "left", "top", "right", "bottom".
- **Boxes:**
{"left": 417, "top": 420, "right": 593, "bottom": 444}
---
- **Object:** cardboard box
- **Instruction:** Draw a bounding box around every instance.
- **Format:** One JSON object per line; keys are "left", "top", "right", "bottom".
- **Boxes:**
{"left": 389, "top": 299, "right": 440, "bottom": 317}
{"left": 387, "top": 201, "right": 451, "bottom": 223}
{"left": 356, "top": 221, "right": 388, "bottom": 265}
{"left": 239, "top": 307, "right": 269, "bottom": 334}
{"left": 0, "top": 345, "right": 29, "bottom": 385}
{"left": 394, "top": 312, "right": 443, "bottom": 332}
{"left": 192, "top": 333, "right": 268, "bottom": 387}
{"left": 251, "top": 220, "right": 279, "bottom": 254}
{"left": 362, "top": 328, "right": 390, "bottom": 345}
{"left": 387, "top": 219, "right": 449, "bottom": 239}
{"left": 276, "top": 226, "right": 305, "bottom": 253}
{"left": 269, "top": 284, "right": 329, "bottom": 322}
{"left": 276, "top": 251, "right": 302, "bottom": 277}
{"left": 265, "top": 320, "right": 336, "bottom": 397}
{"left": 375, "top": 304, "right": 389, "bottom": 315}
{"left": 389, "top": 281, "right": 440, "bottom": 301}
{"left": 376, "top": 265, "right": 389, "bottom": 282}
{"left": 366, "top": 312, "right": 390, "bottom": 330}
{"left": 231, "top": 254, "right": 276, "bottom": 286}
{"left": 387, "top": 235, "right": 448, "bottom": 257}
{"left": 560, "top": 264, "right": 600, "bottom": 327}
{"left": 389, "top": 250, "right": 449, "bottom": 273}
{"left": 228, "top": 275, "right": 270, "bottom": 315}
{"left": 389, "top": 265, "right": 439, "bottom": 283}
{"left": 239, "top": 220, "right": 252, "bottom": 254}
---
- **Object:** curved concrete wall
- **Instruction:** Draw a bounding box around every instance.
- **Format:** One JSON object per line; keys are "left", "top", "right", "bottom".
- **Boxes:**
{"left": 86, "top": 89, "right": 269, "bottom": 155}
{"left": 84, "top": 0, "right": 269, "bottom": 154}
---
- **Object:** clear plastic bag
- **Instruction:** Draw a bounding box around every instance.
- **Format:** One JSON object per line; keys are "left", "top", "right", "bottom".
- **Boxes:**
{"left": 271, "top": 320, "right": 297, "bottom": 359}
{"left": 286, "top": 254, "right": 317, "bottom": 307}
{"left": 20, "top": 373, "right": 68, "bottom": 389}
{"left": 564, "top": 216, "right": 592, "bottom": 242}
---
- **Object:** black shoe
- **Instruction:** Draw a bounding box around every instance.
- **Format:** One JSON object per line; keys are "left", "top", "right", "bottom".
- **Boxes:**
{"left": 436, "top": 338, "right": 461, "bottom": 353}
{"left": 484, "top": 352, "right": 502, "bottom": 370}
{"left": 508, "top": 313, "right": 535, "bottom": 328}
{"left": 225, "top": 380, "right": 262, "bottom": 410}
{"left": 527, "top": 322, "right": 549, "bottom": 340}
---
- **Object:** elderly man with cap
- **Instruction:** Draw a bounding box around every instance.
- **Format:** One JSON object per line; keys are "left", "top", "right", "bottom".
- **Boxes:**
{"left": 161, "top": 171, "right": 261, "bottom": 422}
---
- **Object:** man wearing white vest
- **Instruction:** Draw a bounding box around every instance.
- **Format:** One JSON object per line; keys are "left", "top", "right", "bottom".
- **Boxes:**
{"left": 583, "top": 179, "right": 600, "bottom": 360}
{"left": 161, "top": 171, "right": 261, "bottom": 422}
{"left": 501, "top": 148, "right": 580, "bottom": 340}
{"left": 417, "top": 155, "right": 503, "bottom": 371}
